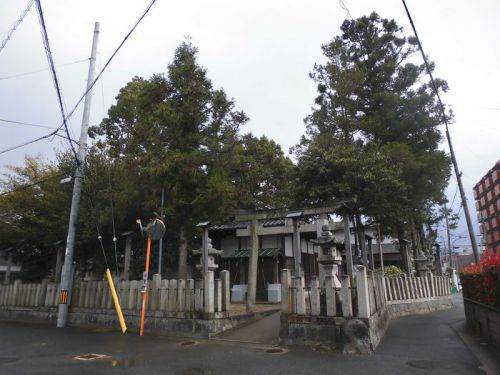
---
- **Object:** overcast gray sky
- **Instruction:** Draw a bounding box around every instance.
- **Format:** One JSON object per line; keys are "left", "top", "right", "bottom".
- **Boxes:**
{"left": 1, "top": 0, "right": 498, "bottom": 250}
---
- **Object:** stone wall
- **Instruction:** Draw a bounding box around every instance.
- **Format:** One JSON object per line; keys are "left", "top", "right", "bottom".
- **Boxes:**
{"left": 0, "top": 305, "right": 258, "bottom": 338}
{"left": 387, "top": 297, "right": 453, "bottom": 317}
{"left": 463, "top": 297, "right": 500, "bottom": 349}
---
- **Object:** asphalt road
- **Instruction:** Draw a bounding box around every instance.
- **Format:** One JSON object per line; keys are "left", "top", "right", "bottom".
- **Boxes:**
{"left": 0, "top": 296, "right": 496, "bottom": 375}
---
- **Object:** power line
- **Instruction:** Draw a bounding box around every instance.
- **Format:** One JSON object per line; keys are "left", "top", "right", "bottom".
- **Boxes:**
{"left": 0, "top": 0, "right": 158, "bottom": 159}
{"left": 0, "top": 118, "right": 55, "bottom": 130}
{"left": 0, "top": 173, "right": 62, "bottom": 197}
{"left": 0, "top": 0, "right": 35, "bottom": 55}
{"left": 449, "top": 184, "right": 459, "bottom": 209}
{"left": 0, "top": 58, "right": 88, "bottom": 81}
{"left": 34, "top": 0, "right": 79, "bottom": 164}
{"left": 338, "top": 0, "right": 353, "bottom": 20}
{"left": 401, "top": 0, "right": 480, "bottom": 263}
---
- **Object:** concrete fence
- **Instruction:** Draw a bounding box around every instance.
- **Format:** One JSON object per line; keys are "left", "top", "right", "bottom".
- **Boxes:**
{"left": 279, "top": 266, "right": 453, "bottom": 352}
{"left": 281, "top": 266, "right": 385, "bottom": 319}
{"left": 0, "top": 270, "right": 231, "bottom": 314}
{"left": 384, "top": 275, "right": 451, "bottom": 302}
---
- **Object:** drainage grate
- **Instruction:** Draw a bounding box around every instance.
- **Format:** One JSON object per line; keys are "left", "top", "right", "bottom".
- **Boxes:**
{"left": 180, "top": 341, "right": 198, "bottom": 346}
{"left": 266, "top": 348, "right": 284, "bottom": 354}
{"left": 73, "top": 353, "right": 110, "bottom": 361}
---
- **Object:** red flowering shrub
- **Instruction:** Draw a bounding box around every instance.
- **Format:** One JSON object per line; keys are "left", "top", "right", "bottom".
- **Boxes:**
{"left": 460, "top": 249, "right": 499, "bottom": 307}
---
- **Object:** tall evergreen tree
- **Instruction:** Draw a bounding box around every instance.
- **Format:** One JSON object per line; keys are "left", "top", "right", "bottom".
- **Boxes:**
{"left": 294, "top": 13, "right": 451, "bottom": 270}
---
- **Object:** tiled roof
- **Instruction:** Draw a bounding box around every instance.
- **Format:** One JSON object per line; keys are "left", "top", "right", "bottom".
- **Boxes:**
{"left": 222, "top": 248, "right": 282, "bottom": 258}
{"left": 209, "top": 219, "right": 285, "bottom": 231}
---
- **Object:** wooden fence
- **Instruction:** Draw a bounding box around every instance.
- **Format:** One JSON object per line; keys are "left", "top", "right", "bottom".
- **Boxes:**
{"left": 0, "top": 270, "right": 230, "bottom": 314}
{"left": 384, "top": 275, "right": 451, "bottom": 302}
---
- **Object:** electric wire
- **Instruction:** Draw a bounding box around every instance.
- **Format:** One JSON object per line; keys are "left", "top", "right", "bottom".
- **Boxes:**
{"left": 84, "top": 186, "right": 110, "bottom": 270}
{"left": 0, "top": 0, "right": 158, "bottom": 158}
{"left": 0, "top": 174, "right": 61, "bottom": 197}
{"left": 449, "top": 185, "right": 459, "bottom": 209}
{"left": 338, "top": 0, "right": 353, "bottom": 20}
{"left": 0, "top": 59, "right": 89, "bottom": 81}
{"left": 0, "top": 0, "right": 35, "bottom": 54}
{"left": 34, "top": 0, "right": 79, "bottom": 164}
{"left": 0, "top": 118, "right": 56, "bottom": 130}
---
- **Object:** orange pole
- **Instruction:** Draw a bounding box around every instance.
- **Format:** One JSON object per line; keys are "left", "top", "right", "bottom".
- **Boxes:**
{"left": 139, "top": 236, "right": 152, "bottom": 336}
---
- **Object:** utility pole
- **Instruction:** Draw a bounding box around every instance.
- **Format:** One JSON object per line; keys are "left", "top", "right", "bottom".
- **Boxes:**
{"left": 158, "top": 188, "right": 164, "bottom": 275}
{"left": 57, "top": 22, "right": 99, "bottom": 328}
{"left": 402, "top": 0, "right": 479, "bottom": 264}
{"left": 444, "top": 206, "right": 453, "bottom": 268}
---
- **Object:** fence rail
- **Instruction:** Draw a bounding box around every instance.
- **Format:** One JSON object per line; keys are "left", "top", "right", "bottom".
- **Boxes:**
{"left": 281, "top": 267, "right": 452, "bottom": 319}
{"left": 0, "top": 270, "right": 230, "bottom": 314}
{"left": 384, "top": 275, "right": 451, "bottom": 302}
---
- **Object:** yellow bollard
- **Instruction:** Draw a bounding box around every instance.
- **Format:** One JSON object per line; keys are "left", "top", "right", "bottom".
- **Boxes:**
{"left": 106, "top": 269, "right": 127, "bottom": 334}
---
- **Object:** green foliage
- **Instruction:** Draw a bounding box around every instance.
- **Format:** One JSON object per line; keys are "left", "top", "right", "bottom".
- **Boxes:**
{"left": 382, "top": 265, "right": 405, "bottom": 279}
{"left": 294, "top": 12, "right": 451, "bottom": 242}
{"left": 0, "top": 155, "right": 73, "bottom": 281}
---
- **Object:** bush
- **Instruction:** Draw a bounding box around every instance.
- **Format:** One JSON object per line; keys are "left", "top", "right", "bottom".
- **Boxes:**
{"left": 382, "top": 265, "right": 405, "bottom": 279}
{"left": 460, "top": 249, "right": 499, "bottom": 307}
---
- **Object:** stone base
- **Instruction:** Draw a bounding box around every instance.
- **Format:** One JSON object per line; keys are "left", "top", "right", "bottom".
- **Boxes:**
{"left": 463, "top": 297, "right": 500, "bottom": 350}
{"left": 386, "top": 297, "right": 453, "bottom": 318}
{"left": 0, "top": 306, "right": 260, "bottom": 338}
{"left": 279, "top": 296, "right": 452, "bottom": 353}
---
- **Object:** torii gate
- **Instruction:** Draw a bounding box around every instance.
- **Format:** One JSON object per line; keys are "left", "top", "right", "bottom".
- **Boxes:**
{"left": 229, "top": 198, "right": 356, "bottom": 313}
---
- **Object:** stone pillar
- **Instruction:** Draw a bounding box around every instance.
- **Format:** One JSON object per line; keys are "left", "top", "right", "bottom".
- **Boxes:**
{"left": 316, "top": 216, "right": 328, "bottom": 285}
{"left": 310, "top": 276, "right": 320, "bottom": 316}
{"left": 214, "top": 279, "right": 222, "bottom": 312}
{"left": 293, "top": 276, "right": 306, "bottom": 315}
{"left": 343, "top": 214, "right": 354, "bottom": 285}
{"left": 123, "top": 236, "right": 132, "bottom": 281}
{"left": 246, "top": 218, "right": 258, "bottom": 312}
{"left": 220, "top": 270, "right": 230, "bottom": 312}
{"left": 325, "top": 276, "right": 336, "bottom": 317}
{"left": 292, "top": 218, "right": 302, "bottom": 277}
{"left": 355, "top": 265, "right": 370, "bottom": 318}
{"left": 204, "top": 271, "right": 214, "bottom": 313}
{"left": 341, "top": 277, "right": 353, "bottom": 318}
{"left": 4, "top": 254, "right": 13, "bottom": 284}
{"left": 281, "top": 269, "right": 291, "bottom": 313}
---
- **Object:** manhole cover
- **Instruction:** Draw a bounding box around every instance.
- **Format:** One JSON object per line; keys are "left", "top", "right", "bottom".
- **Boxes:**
{"left": 0, "top": 357, "right": 19, "bottom": 364}
{"left": 180, "top": 341, "right": 198, "bottom": 346}
{"left": 73, "top": 353, "right": 110, "bottom": 361}
{"left": 266, "top": 348, "right": 284, "bottom": 354}
{"left": 407, "top": 360, "right": 446, "bottom": 370}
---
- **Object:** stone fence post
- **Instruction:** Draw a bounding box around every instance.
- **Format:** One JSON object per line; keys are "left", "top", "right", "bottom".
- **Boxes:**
{"left": 204, "top": 271, "right": 214, "bottom": 313}
{"left": 355, "top": 265, "right": 370, "bottom": 318}
{"left": 281, "top": 269, "right": 291, "bottom": 313}
{"left": 220, "top": 270, "right": 230, "bottom": 312}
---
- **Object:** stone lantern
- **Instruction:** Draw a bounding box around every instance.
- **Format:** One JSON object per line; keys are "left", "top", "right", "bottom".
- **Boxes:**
{"left": 193, "top": 237, "right": 223, "bottom": 272}
{"left": 313, "top": 225, "right": 342, "bottom": 289}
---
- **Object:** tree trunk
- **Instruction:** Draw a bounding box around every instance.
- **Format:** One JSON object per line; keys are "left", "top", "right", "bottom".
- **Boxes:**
{"left": 410, "top": 221, "right": 419, "bottom": 260}
{"left": 398, "top": 228, "right": 410, "bottom": 275}
{"left": 178, "top": 228, "right": 188, "bottom": 279}
{"left": 352, "top": 215, "right": 360, "bottom": 259}
{"left": 355, "top": 214, "right": 367, "bottom": 267}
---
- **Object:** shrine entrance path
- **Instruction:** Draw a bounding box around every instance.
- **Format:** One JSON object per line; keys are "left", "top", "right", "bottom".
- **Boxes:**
{"left": 214, "top": 308, "right": 280, "bottom": 345}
